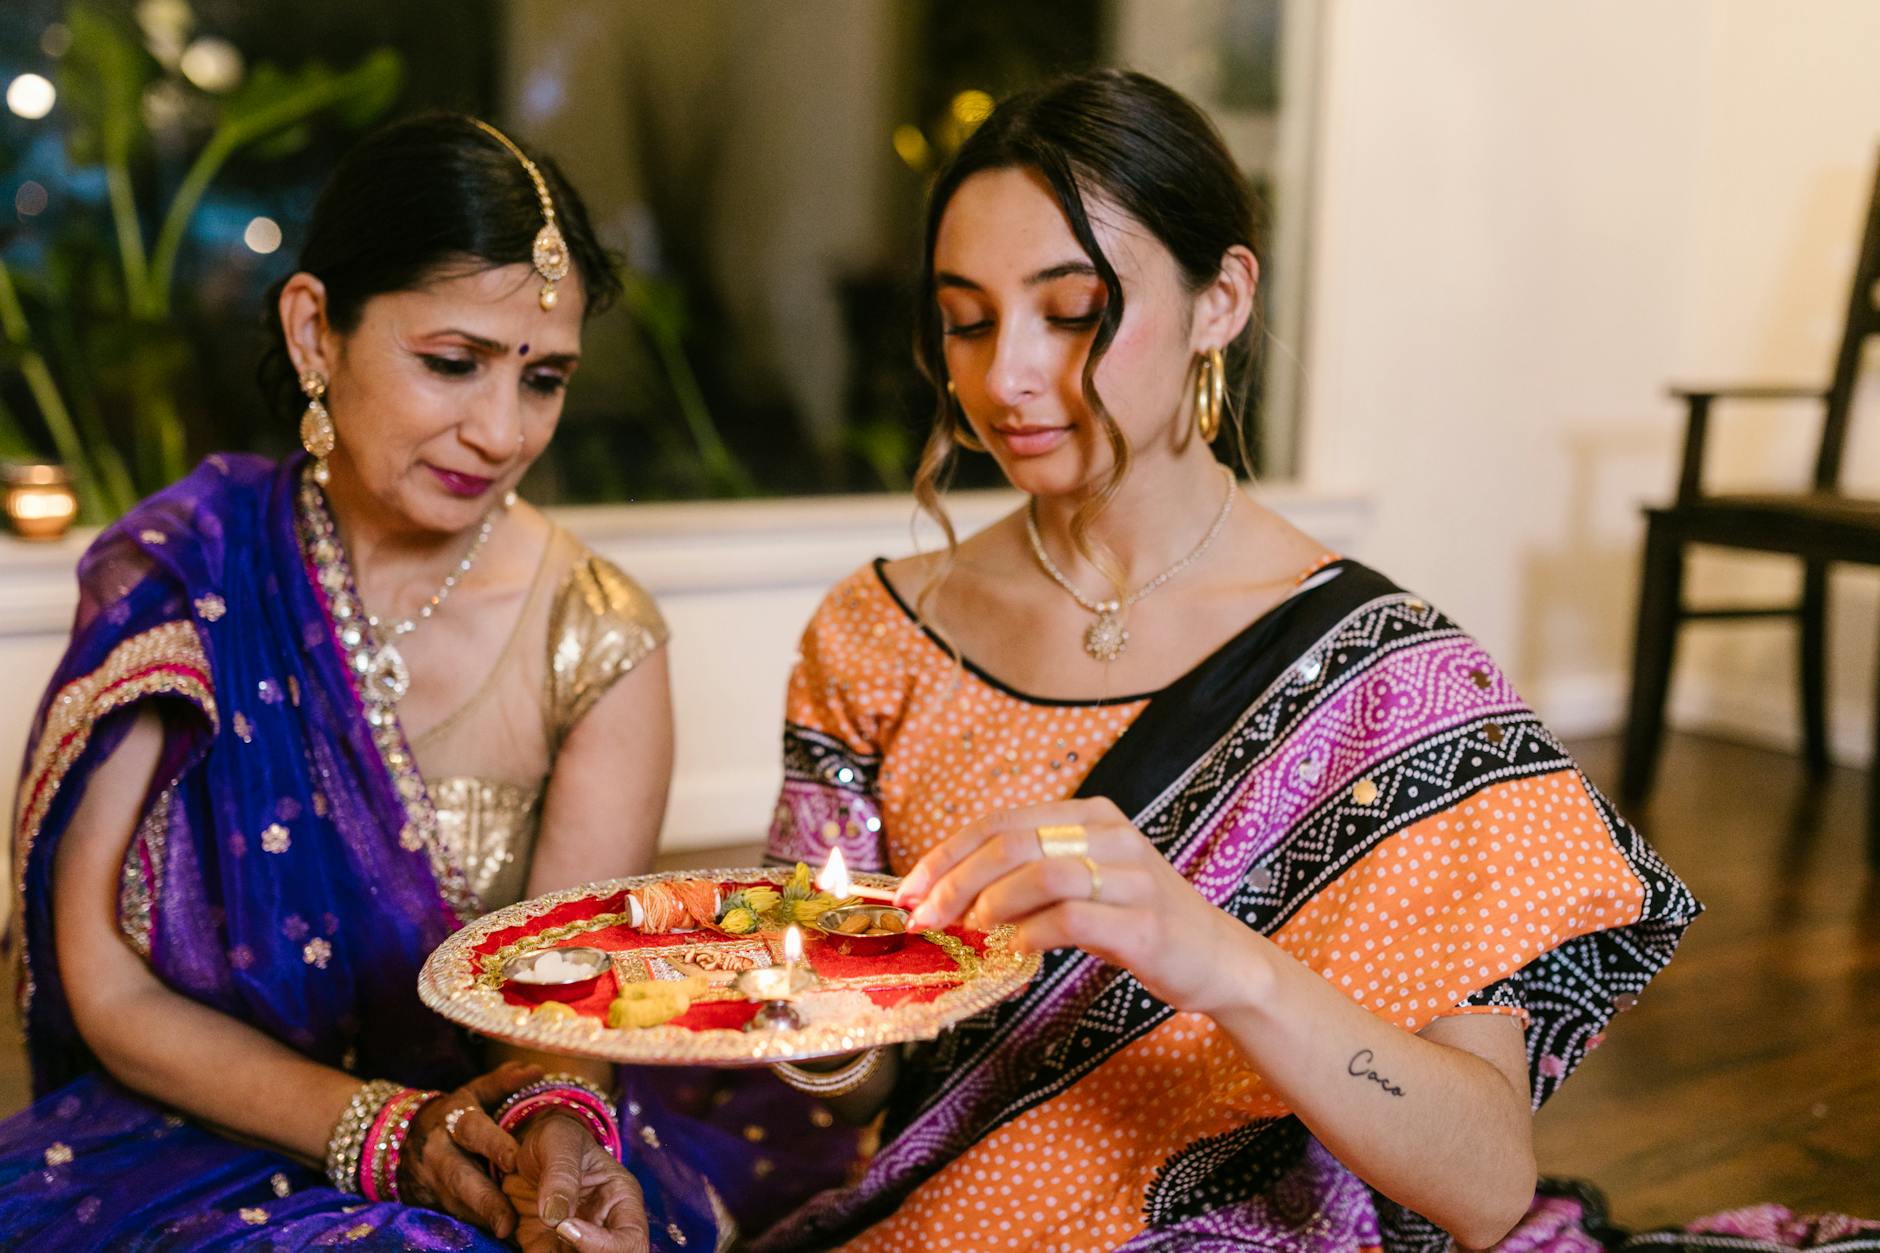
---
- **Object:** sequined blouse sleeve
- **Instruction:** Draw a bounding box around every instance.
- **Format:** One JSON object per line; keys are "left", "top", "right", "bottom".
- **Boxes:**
{"left": 546, "top": 550, "right": 669, "bottom": 752}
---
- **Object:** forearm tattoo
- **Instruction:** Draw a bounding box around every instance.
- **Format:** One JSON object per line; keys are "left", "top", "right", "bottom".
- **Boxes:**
{"left": 1347, "top": 1048, "right": 1406, "bottom": 1098}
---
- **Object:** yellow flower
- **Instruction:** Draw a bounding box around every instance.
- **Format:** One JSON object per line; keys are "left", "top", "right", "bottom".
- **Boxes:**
{"left": 718, "top": 906, "right": 758, "bottom": 935}
{"left": 785, "top": 862, "right": 813, "bottom": 898}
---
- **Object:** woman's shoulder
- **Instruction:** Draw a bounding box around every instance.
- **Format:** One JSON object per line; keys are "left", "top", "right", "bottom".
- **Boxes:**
{"left": 549, "top": 533, "right": 669, "bottom": 656}
{"left": 805, "top": 559, "right": 910, "bottom": 633}
{"left": 542, "top": 531, "right": 669, "bottom": 743}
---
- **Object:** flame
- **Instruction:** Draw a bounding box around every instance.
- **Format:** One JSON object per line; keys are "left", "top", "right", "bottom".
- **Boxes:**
{"left": 816, "top": 846, "right": 852, "bottom": 898}
{"left": 783, "top": 925, "right": 803, "bottom": 965}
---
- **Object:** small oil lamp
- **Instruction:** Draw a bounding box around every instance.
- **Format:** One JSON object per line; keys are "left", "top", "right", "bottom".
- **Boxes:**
{"left": 2, "top": 463, "right": 78, "bottom": 540}
{"left": 739, "top": 925, "right": 817, "bottom": 1031}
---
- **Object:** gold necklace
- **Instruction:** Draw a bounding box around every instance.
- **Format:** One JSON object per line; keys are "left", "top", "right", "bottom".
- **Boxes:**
{"left": 1024, "top": 464, "right": 1238, "bottom": 662}
{"left": 300, "top": 470, "right": 514, "bottom": 704}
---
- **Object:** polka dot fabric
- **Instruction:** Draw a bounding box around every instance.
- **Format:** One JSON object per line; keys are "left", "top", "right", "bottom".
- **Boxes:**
{"left": 780, "top": 565, "right": 1147, "bottom": 876}
{"left": 1277, "top": 770, "right": 1645, "bottom": 1034}
{"left": 768, "top": 563, "right": 1692, "bottom": 1251}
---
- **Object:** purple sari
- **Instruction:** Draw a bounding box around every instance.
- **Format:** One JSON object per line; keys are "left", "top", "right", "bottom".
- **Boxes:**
{"left": 0, "top": 455, "right": 741, "bottom": 1249}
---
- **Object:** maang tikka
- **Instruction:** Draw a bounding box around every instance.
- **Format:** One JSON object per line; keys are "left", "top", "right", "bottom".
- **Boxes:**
{"left": 469, "top": 118, "right": 572, "bottom": 311}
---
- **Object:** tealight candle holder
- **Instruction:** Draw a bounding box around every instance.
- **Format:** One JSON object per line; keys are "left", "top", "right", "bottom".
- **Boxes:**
{"left": 2, "top": 463, "right": 78, "bottom": 540}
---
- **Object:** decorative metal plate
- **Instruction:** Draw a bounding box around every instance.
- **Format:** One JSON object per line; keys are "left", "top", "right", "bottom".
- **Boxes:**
{"left": 417, "top": 867, "right": 1040, "bottom": 1066}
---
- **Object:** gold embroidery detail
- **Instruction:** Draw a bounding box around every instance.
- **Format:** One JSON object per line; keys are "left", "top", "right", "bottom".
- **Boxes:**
{"left": 194, "top": 594, "right": 226, "bottom": 622}
{"left": 44, "top": 1142, "right": 73, "bottom": 1166}
{"left": 260, "top": 823, "right": 291, "bottom": 854}
{"left": 140, "top": 529, "right": 167, "bottom": 545}
{"left": 12, "top": 622, "right": 215, "bottom": 1021}
{"left": 342, "top": 1222, "right": 376, "bottom": 1241}
{"left": 117, "top": 786, "right": 175, "bottom": 957}
{"left": 296, "top": 466, "right": 478, "bottom": 922}
{"left": 303, "top": 938, "right": 333, "bottom": 968}
{"left": 270, "top": 1172, "right": 292, "bottom": 1197}
{"left": 1352, "top": 778, "right": 1379, "bottom": 806}
{"left": 547, "top": 553, "right": 668, "bottom": 754}
{"left": 239, "top": 1208, "right": 268, "bottom": 1225}
{"left": 233, "top": 712, "right": 253, "bottom": 743}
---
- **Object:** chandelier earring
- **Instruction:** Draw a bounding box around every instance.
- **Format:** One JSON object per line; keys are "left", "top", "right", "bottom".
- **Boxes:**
{"left": 946, "top": 379, "right": 987, "bottom": 453}
{"left": 299, "top": 371, "right": 336, "bottom": 486}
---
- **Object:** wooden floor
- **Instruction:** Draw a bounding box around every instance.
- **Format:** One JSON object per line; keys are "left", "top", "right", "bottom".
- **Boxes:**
{"left": 1532, "top": 735, "right": 1879, "bottom": 1225}
{"left": 1, "top": 733, "right": 1874, "bottom": 1225}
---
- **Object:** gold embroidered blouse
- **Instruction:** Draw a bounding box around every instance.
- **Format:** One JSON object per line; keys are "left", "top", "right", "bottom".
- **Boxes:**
{"left": 424, "top": 535, "right": 666, "bottom": 909}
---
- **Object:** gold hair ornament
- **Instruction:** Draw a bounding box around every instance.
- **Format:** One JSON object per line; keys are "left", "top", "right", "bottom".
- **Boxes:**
{"left": 469, "top": 118, "right": 572, "bottom": 311}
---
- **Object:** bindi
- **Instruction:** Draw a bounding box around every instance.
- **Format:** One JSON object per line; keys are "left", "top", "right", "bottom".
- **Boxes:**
{"left": 518, "top": 342, "right": 530, "bottom": 356}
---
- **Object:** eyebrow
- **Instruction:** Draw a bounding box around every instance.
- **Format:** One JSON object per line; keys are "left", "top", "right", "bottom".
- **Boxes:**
{"left": 431, "top": 329, "right": 579, "bottom": 366}
{"left": 935, "top": 261, "right": 1100, "bottom": 292}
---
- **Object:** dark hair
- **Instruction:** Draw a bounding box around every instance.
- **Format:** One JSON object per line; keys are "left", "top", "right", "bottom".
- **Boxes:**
{"left": 258, "top": 111, "right": 620, "bottom": 419}
{"left": 910, "top": 69, "right": 1263, "bottom": 592}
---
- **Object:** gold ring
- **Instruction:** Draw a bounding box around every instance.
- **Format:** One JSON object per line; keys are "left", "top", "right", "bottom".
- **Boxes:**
{"left": 1081, "top": 855, "right": 1103, "bottom": 903}
{"left": 1036, "top": 823, "right": 1089, "bottom": 859}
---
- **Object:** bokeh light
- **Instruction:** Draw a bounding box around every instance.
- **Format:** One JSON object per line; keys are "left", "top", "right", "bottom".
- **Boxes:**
{"left": 6, "top": 73, "right": 57, "bottom": 120}
{"left": 243, "top": 216, "right": 283, "bottom": 255}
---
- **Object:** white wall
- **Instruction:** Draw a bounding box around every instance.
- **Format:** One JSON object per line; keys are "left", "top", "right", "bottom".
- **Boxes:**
{"left": 1304, "top": 0, "right": 1880, "bottom": 758}
{"left": 0, "top": 487, "right": 1370, "bottom": 902}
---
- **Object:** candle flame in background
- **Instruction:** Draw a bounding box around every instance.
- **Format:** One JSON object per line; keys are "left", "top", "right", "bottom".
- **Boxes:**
{"left": 783, "top": 925, "right": 803, "bottom": 965}
{"left": 816, "top": 846, "right": 852, "bottom": 898}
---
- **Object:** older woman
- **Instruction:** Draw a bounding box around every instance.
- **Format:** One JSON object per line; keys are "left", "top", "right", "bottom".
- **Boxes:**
{"left": 0, "top": 113, "right": 766, "bottom": 1251}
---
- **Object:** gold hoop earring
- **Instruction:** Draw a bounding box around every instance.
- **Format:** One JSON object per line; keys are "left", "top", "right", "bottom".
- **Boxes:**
{"left": 1194, "top": 349, "right": 1225, "bottom": 443}
{"left": 299, "top": 371, "right": 335, "bottom": 485}
{"left": 946, "top": 379, "right": 987, "bottom": 453}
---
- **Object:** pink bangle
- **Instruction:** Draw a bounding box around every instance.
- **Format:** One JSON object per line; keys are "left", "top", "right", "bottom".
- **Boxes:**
{"left": 495, "top": 1086, "right": 623, "bottom": 1162}
{"left": 360, "top": 1087, "right": 437, "bottom": 1202}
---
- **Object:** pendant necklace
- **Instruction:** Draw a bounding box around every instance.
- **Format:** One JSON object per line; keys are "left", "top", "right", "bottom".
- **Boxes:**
{"left": 1024, "top": 464, "right": 1237, "bottom": 663}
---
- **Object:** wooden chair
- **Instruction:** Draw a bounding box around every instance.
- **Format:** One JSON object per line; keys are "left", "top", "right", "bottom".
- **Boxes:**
{"left": 1621, "top": 150, "right": 1880, "bottom": 868}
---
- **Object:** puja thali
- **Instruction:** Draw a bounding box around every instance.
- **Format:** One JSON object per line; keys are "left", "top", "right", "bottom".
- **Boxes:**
{"left": 417, "top": 865, "right": 1040, "bottom": 1065}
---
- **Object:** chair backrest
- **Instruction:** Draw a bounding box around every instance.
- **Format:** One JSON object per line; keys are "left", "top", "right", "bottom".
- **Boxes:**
{"left": 1816, "top": 149, "right": 1880, "bottom": 490}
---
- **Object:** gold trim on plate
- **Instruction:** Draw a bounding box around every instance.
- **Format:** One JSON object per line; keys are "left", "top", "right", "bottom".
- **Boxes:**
{"left": 417, "top": 867, "right": 1040, "bottom": 1066}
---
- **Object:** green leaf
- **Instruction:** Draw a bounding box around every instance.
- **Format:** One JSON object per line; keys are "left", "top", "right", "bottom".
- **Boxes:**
{"left": 248, "top": 121, "right": 313, "bottom": 160}
{"left": 331, "top": 50, "right": 403, "bottom": 129}
{"left": 57, "top": 4, "right": 156, "bottom": 169}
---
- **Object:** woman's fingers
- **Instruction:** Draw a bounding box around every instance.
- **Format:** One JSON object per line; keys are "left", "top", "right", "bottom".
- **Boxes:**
{"left": 446, "top": 1100, "right": 521, "bottom": 1175}
{"left": 965, "top": 857, "right": 1148, "bottom": 929}
{"left": 555, "top": 1214, "right": 650, "bottom": 1253}
{"left": 895, "top": 798, "right": 1120, "bottom": 909}
{"left": 909, "top": 815, "right": 1132, "bottom": 930}
{"left": 1011, "top": 900, "right": 1145, "bottom": 962}
{"left": 570, "top": 1166, "right": 650, "bottom": 1251}
{"left": 426, "top": 1135, "right": 519, "bottom": 1238}
{"left": 464, "top": 1060, "right": 544, "bottom": 1108}
{"left": 531, "top": 1110, "right": 590, "bottom": 1229}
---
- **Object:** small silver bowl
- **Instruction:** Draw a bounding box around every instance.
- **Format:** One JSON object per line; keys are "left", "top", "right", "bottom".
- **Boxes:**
{"left": 502, "top": 946, "right": 610, "bottom": 1003}
{"left": 815, "top": 905, "right": 911, "bottom": 956}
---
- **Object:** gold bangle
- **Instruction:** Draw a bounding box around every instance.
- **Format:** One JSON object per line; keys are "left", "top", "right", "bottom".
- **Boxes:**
{"left": 771, "top": 1049, "right": 883, "bottom": 1097}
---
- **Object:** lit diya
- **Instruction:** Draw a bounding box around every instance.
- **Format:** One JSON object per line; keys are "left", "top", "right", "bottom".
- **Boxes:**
{"left": 812, "top": 848, "right": 911, "bottom": 954}
{"left": 737, "top": 925, "right": 819, "bottom": 1031}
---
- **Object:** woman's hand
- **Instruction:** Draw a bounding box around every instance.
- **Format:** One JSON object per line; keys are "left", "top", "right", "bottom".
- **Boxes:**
{"left": 504, "top": 1109, "right": 649, "bottom": 1252}
{"left": 897, "top": 797, "right": 1265, "bottom": 1016}
{"left": 398, "top": 1061, "right": 542, "bottom": 1239}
